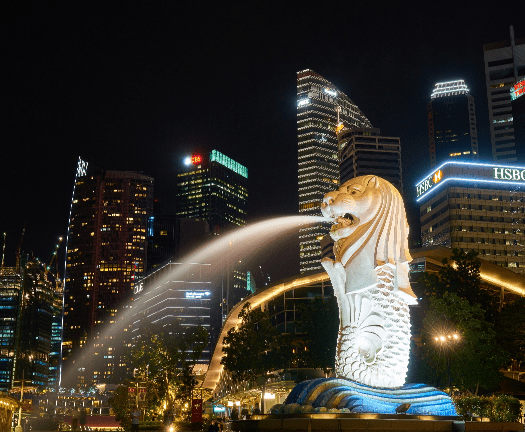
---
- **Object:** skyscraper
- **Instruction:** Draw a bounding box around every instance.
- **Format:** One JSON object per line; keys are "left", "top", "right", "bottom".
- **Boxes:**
{"left": 337, "top": 125, "right": 403, "bottom": 193}
{"left": 177, "top": 149, "right": 249, "bottom": 315}
{"left": 0, "top": 256, "right": 58, "bottom": 392}
{"left": 176, "top": 150, "right": 248, "bottom": 233}
{"left": 296, "top": 69, "right": 372, "bottom": 273}
{"left": 63, "top": 157, "right": 153, "bottom": 388}
{"left": 427, "top": 80, "right": 479, "bottom": 168}
{"left": 483, "top": 25, "right": 525, "bottom": 162}
{"left": 0, "top": 266, "right": 22, "bottom": 391}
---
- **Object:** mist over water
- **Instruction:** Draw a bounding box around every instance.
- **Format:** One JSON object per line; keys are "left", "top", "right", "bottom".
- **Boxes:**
{"left": 61, "top": 215, "right": 331, "bottom": 386}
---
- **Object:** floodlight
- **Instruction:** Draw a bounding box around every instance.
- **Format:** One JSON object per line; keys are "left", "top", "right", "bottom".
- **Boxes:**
{"left": 395, "top": 403, "right": 411, "bottom": 414}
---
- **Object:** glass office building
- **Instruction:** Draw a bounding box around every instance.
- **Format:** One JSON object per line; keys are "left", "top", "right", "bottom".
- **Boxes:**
{"left": 63, "top": 157, "right": 154, "bottom": 388}
{"left": 427, "top": 80, "right": 478, "bottom": 168}
{"left": 297, "top": 69, "right": 372, "bottom": 273}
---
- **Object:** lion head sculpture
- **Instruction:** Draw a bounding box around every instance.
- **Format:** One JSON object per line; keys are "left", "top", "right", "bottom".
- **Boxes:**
{"left": 321, "top": 175, "right": 415, "bottom": 301}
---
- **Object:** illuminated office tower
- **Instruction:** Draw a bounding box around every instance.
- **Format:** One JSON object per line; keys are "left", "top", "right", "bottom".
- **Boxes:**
{"left": 427, "top": 80, "right": 479, "bottom": 168}
{"left": 483, "top": 25, "right": 525, "bottom": 161}
{"left": 177, "top": 150, "right": 248, "bottom": 232}
{"left": 0, "top": 256, "right": 58, "bottom": 392}
{"left": 0, "top": 266, "right": 22, "bottom": 391}
{"left": 131, "top": 262, "right": 214, "bottom": 368}
{"left": 418, "top": 161, "right": 525, "bottom": 275}
{"left": 337, "top": 125, "right": 403, "bottom": 193}
{"left": 63, "top": 157, "right": 153, "bottom": 388}
{"left": 297, "top": 69, "right": 372, "bottom": 273}
{"left": 177, "top": 150, "right": 248, "bottom": 315}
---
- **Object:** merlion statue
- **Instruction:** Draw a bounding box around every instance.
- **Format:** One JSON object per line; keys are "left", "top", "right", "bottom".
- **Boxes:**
{"left": 281, "top": 175, "right": 456, "bottom": 415}
{"left": 320, "top": 175, "right": 417, "bottom": 388}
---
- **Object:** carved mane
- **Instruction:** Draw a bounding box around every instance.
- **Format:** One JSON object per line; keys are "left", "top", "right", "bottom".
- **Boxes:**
{"left": 336, "top": 175, "right": 413, "bottom": 295}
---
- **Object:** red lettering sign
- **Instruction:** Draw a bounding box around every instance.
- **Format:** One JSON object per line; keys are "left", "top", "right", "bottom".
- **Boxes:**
{"left": 191, "top": 155, "right": 203, "bottom": 165}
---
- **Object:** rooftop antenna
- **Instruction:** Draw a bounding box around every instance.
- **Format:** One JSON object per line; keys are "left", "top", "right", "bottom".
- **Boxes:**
{"left": 16, "top": 226, "right": 25, "bottom": 271}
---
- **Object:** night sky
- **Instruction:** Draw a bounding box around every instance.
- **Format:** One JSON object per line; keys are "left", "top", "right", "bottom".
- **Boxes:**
{"left": 1, "top": 2, "right": 522, "bottom": 279}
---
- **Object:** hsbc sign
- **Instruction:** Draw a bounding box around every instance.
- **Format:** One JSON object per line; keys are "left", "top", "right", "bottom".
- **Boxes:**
{"left": 493, "top": 168, "right": 525, "bottom": 181}
{"left": 416, "top": 170, "right": 443, "bottom": 198}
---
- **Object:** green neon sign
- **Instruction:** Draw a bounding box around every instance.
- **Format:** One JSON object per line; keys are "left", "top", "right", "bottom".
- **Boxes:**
{"left": 210, "top": 150, "right": 248, "bottom": 178}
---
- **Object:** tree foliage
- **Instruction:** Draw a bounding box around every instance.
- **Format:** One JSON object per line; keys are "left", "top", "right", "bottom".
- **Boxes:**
{"left": 421, "top": 292, "right": 508, "bottom": 392}
{"left": 418, "top": 248, "right": 497, "bottom": 314}
{"left": 295, "top": 296, "right": 338, "bottom": 373}
{"left": 128, "top": 322, "right": 209, "bottom": 414}
{"left": 416, "top": 249, "right": 522, "bottom": 393}
{"left": 108, "top": 385, "right": 132, "bottom": 429}
{"left": 494, "top": 296, "right": 525, "bottom": 365}
{"left": 221, "top": 302, "right": 282, "bottom": 383}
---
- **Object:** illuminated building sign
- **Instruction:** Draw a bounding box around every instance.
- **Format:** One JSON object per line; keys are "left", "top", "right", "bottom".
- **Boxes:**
{"left": 210, "top": 150, "right": 248, "bottom": 178}
{"left": 185, "top": 291, "right": 211, "bottom": 299}
{"left": 416, "top": 161, "right": 525, "bottom": 202}
{"left": 493, "top": 167, "right": 525, "bottom": 181}
{"left": 324, "top": 88, "right": 337, "bottom": 97}
{"left": 511, "top": 78, "right": 525, "bottom": 101}
{"left": 133, "top": 282, "right": 143, "bottom": 295}
{"left": 297, "top": 98, "right": 310, "bottom": 107}
{"left": 76, "top": 157, "right": 88, "bottom": 177}
{"left": 416, "top": 169, "right": 444, "bottom": 197}
{"left": 191, "top": 154, "right": 203, "bottom": 165}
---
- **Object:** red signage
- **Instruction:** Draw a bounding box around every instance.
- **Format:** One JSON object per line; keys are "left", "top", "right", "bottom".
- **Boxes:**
{"left": 511, "top": 79, "right": 525, "bottom": 101}
{"left": 191, "top": 154, "right": 203, "bottom": 165}
{"left": 191, "top": 399, "right": 203, "bottom": 423}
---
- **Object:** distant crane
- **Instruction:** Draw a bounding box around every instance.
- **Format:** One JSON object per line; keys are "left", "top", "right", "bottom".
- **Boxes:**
{"left": 46, "top": 237, "right": 63, "bottom": 274}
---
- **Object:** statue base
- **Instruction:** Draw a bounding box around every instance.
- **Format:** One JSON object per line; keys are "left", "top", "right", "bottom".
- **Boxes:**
{"left": 280, "top": 378, "right": 456, "bottom": 416}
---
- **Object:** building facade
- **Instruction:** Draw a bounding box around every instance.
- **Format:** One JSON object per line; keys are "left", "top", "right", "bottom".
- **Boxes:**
{"left": 0, "top": 257, "right": 60, "bottom": 392}
{"left": 0, "top": 266, "right": 22, "bottom": 391}
{"left": 337, "top": 125, "right": 403, "bottom": 193}
{"left": 417, "top": 161, "right": 525, "bottom": 275}
{"left": 176, "top": 150, "right": 248, "bottom": 233}
{"left": 511, "top": 78, "right": 525, "bottom": 149}
{"left": 427, "top": 80, "right": 478, "bottom": 168}
{"left": 483, "top": 26, "right": 525, "bottom": 162}
{"left": 176, "top": 150, "right": 249, "bottom": 303}
{"left": 297, "top": 69, "right": 372, "bottom": 273}
{"left": 63, "top": 157, "right": 153, "bottom": 388}
{"left": 131, "top": 262, "right": 215, "bottom": 368}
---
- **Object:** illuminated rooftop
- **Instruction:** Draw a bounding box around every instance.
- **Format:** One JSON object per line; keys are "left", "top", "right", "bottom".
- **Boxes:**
{"left": 431, "top": 80, "right": 469, "bottom": 99}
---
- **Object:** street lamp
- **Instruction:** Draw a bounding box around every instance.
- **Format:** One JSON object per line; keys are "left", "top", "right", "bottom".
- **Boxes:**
{"left": 434, "top": 332, "right": 461, "bottom": 396}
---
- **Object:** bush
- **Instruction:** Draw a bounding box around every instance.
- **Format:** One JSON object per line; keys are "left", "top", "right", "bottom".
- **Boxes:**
{"left": 454, "top": 394, "right": 523, "bottom": 422}
{"left": 490, "top": 394, "right": 522, "bottom": 423}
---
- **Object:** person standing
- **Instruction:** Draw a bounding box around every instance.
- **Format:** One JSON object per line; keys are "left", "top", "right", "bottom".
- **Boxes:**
{"left": 79, "top": 408, "right": 87, "bottom": 431}
{"left": 131, "top": 406, "right": 140, "bottom": 432}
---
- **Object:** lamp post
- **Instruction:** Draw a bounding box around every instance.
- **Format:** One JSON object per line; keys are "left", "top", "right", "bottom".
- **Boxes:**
{"left": 434, "top": 333, "right": 461, "bottom": 396}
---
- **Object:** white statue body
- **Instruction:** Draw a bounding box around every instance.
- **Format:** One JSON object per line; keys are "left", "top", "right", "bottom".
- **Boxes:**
{"left": 321, "top": 175, "right": 417, "bottom": 388}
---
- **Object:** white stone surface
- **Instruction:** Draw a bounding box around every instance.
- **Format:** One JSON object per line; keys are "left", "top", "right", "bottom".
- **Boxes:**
{"left": 321, "top": 175, "right": 417, "bottom": 388}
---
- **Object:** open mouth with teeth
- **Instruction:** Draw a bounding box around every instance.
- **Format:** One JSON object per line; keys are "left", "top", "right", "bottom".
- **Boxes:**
{"left": 331, "top": 213, "right": 358, "bottom": 232}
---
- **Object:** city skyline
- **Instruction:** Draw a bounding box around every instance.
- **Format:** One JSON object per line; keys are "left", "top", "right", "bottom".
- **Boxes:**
{"left": 2, "top": 3, "right": 523, "bottom": 282}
